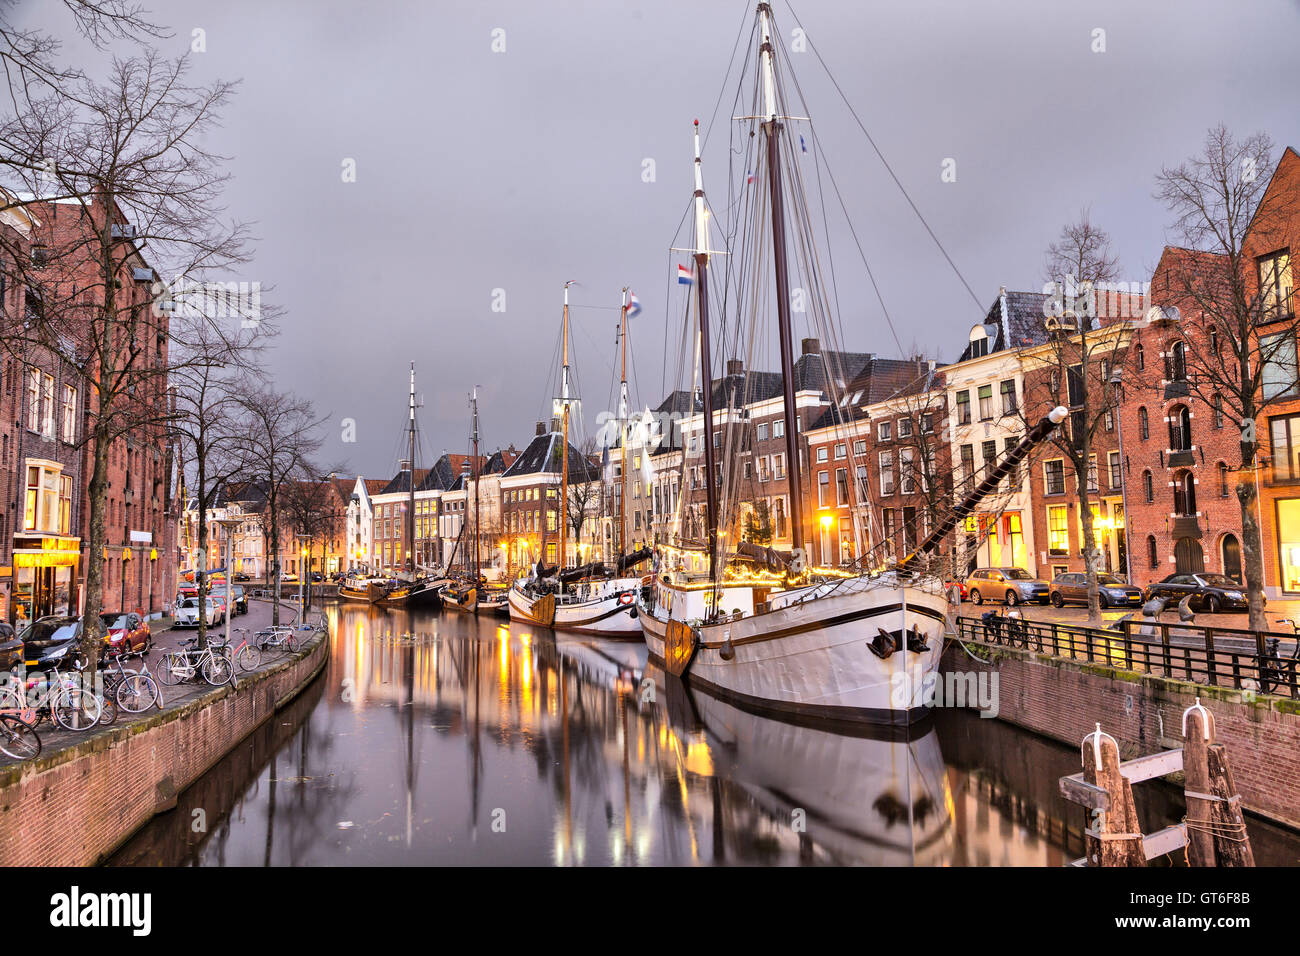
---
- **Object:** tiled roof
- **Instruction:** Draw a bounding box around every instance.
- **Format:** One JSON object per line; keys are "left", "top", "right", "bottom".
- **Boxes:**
{"left": 807, "top": 358, "right": 940, "bottom": 430}
{"left": 502, "top": 432, "right": 598, "bottom": 482}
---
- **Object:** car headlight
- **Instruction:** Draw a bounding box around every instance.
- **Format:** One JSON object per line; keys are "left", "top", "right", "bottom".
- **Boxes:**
{"left": 1225, "top": 591, "right": 1243, "bottom": 600}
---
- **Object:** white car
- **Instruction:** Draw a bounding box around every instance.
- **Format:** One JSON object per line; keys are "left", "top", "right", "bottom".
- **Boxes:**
{"left": 175, "top": 597, "right": 220, "bottom": 628}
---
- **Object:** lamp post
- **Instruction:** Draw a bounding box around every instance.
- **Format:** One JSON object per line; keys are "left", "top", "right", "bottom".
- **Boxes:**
{"left": 216, "top": 517, "right": 241, "bottom": 651}
{"left": 295, "top": 533, "right": 311, "bottom": 615}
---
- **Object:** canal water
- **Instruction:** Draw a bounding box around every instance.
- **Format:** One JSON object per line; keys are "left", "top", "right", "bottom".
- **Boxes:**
{"left": 109, "top": 605, "right": 1300, "bottom": 866}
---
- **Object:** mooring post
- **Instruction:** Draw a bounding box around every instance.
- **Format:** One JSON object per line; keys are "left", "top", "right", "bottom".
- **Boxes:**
{"left": 1081, "top": 723, "right": 1146, "bottom": 866}
{"left": 1182, "top": 698, "right": 1254, "bottom": 867}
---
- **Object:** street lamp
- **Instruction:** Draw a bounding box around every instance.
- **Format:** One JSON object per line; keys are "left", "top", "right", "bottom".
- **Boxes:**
{"left": 215, "top": 517, "right": 241, "bottom": 652}
{"left": 296, "top": 534, "right": 311, "bottom": 614}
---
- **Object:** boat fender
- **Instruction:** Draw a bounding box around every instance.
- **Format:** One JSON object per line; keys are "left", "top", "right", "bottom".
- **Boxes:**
{"left": 719, "top": 639, "right": 735, "bottom": 661}
{"left": 628, "top": 605, "right": 638, "bottom": 620}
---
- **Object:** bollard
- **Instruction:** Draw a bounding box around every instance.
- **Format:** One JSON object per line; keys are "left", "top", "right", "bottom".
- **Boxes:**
{"left": 1182, "top": 698, "right": 1254, "bottom": 867}
{"left": 1081, "top": 723, "right": 1146, "bottom": 867}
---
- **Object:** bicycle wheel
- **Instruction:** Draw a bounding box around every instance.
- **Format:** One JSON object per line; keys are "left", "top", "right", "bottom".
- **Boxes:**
{"left": 0, "top": 714, "right": 40, "bottom": 759}
{"left": 157, "top": 653, "right": 187, "bottom": 686}
{"left": 201, "top": 655, "right": 232, "bottom": 685}
{"left": 116, "top": 674, "right": 160, "bottom": 714}
{"left": 98, "top": 694, "right": 118, "bottom": 726}
{"left": 51, "top": 686, "right": 101, "bottom": 731}
{"left": 283, "top": 633, "right": 299, "bottom": 654}
{"left": 235, "top": 643, "right": 261, "bottom": 672}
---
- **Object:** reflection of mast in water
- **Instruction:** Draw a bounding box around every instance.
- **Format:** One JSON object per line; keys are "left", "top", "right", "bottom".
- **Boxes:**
{"left": 561, "top": 653, "right": 572, "bottom": 863}
{"left": 402, "top": 641, "right": 418, "bottom": 847}
{"left": 264, "top": 750, "right": 276, "bottom": 867}
{"left": 469, "top": 627, "right": 484, "bottom": 835}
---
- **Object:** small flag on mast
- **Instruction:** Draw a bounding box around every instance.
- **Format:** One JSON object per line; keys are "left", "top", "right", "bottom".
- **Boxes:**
{"left": 677, "top": 264, "right": 694, "bottom": 285}
{"left": 746, "top": 169, "right": 754, "bottom": 184}
{"left": 799, "top": 134, "right": 807, "bottom": 153}
{"left": 626, "top": 291, "right": 642, "bottom": 318}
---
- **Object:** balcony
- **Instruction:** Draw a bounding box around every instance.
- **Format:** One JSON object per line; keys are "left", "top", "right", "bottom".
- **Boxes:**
{"left": 1163, "top": 379, "right": 1190, "bottom": 400}
{"left": 1167, "top": 449, "right": 1195, "bottom": 468}
{"left": 1171, "top": 515, "right": 1201, "bottom": 539}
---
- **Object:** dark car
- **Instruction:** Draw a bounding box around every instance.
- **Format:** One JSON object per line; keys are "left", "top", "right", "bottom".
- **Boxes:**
{"left": 233, "top": 571, "right": 251, "bottom": 582}
{"left": 964, "top": 567, "right": 1050, "bottom": 606}
{"left": 18, "top": 616, "right": 84, "bottom": 666}
{"left": 0, "top": 622, "right": 20, "bottom": 672}
{"left": 99, "top": 612, "right": 151, "bottom": 655}
{"left": 1143, "top": 573, "right": 1254, "bottom": 613}
{"left": 231, "top": 585, "right": 248, "bottom": 615}
{"left": 310, "top": 572, "right": 323, "bottom": 583}
{"left": 1050, "top": 572, "right": 1144, "bottom": 609}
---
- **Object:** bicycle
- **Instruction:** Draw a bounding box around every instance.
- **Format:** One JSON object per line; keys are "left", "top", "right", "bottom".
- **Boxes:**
{"left": 231, "top": 628, "right": 262, "bottom": 672}
{"left": 158, "top": 636, "right": 233, "bottom": 686}
{"left": 252, "top": 624, "right": 298, "bottom": 658}
{"left": 0, "top": 708, "right": 40, "bottom": 759}
{"left": 1261, "top": 619, "right": 1300, "bottom": 695}
{"left": 0, "top": 663, "right": 101, "bottom": 731}
{"left": 101, "top": 651, "right": 164, "bottom": 714}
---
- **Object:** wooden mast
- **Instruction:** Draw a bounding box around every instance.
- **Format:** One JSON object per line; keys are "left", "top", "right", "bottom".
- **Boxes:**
{"left": 471, "top": 387, "right": 480, "bottom": 582}
{"left": 407, "top": 362, "right": 416, "bottom": 574}
{"left": 692, "top": 119, "right": 720, "bottom": 580}
{"left": 618, "top": 288, "right": 629, "bottom": 561}
{"left": 560, "top": 281, "right": 574, "bottom": 571}
{"left": 758, "top": 2, "right": 805, "bottom": 565}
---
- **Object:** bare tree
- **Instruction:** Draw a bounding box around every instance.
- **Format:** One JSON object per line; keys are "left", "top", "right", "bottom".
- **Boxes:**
{"left": 1019, "top": 214, "right": 1126, "bottom": 625}
{"left": 239, "top": 389, "right": 324, "bottom": 625}
{"left": 0, "top": 51, "right": 268, "bottom": 658}
{"left": 1151, "top": 125, "right": 1282, "bottom": 630}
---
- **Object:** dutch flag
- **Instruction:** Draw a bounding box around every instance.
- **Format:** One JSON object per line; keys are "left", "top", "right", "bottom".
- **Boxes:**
{"left": 627, "top": 291, "right": 642, "bottom": 318}
{"left": 677, "top": 264, "right": 694, "bottom": 285}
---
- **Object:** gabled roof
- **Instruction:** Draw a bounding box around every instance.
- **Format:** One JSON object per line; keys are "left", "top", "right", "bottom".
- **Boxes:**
{"left": 378, "top": 468, "right": 432, "bottom": 496}
{"left": 502, "top": 432, "right": 598, "bottom": 482}
{"left": 806, "top": 358, "right": 941, "bottom": 430}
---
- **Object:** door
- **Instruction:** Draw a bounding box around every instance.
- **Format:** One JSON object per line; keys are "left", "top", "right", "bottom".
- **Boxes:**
{"left": 1221, "top": 534, "right": 1242, "bottom": 584}
{"left": 1174, "top": 537, "right": 1205, "bottom": 574}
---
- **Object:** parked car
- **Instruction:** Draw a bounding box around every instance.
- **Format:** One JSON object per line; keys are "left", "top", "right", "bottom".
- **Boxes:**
{"left": 175, "top": 597, "right": 221, "bottom": 628}
{"left": 19, "top": 616, "right": 85, "bottom": 665}
{"left": 98, "top": 612, "right": 152, "bottom": 655}
{"left": 233, "top": 571, "right": 251, "bottom": 582}
{"left": 282, "top": 572, "right": 299, "bottom": 582}
{"left": 231, "top": 585, "right": 248, "bottom": 615}
{"left": 0, "top": 622, "right": 21, "bottom": 671}
{"left": 964, "top": 567, "right": 1050, "bottom": 606}
{"left": 1142, "top": 573, "right": 1255, "bottom": 613}
{"left": 310, "top": 572, "right": 323, "bottom": 583}
{"left": 945, "top": 580, "right": 968, "bottom": 600}
{"left": 1049, "top": 572, "right": 1144, "bottom": 609}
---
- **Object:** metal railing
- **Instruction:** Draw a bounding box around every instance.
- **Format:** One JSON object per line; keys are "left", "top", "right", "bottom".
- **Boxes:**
{"left": 954, "top": 614, "right": 1300, "bottom": 699}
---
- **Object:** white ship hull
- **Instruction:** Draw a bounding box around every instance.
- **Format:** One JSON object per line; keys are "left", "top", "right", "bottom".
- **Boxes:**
{"left": 508, "top": 577, "right": 644, "bottom": 637}
{"left": 641, "top": 570, "right": 950, "bottom": 726}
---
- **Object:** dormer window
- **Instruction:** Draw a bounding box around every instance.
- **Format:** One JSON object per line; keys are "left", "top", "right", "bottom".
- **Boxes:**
{"left": 968, "top": 325, "right": 990, "bottom": 358}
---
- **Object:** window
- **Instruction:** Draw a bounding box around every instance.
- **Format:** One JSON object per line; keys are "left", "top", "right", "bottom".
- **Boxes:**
{"left": 1213, "top": 393, "right": 1224, "bottom": 429}
{"left": 58, "top": 475, "right": 71, "bottom": 533}
{"left": 817, "top": 471, "right": 829, "bottom": 507}
{"left": 1167, "top": 341, "right": 1187, "bottom": 382}
{"left": 1136, "top": 343, "right": 1145, "bottom": 371}
{"left": 1003, "top": 437, "right": 1019, "bottom": 490}
{"left": 856, "top": 464, "right": 869, "bottom": 497}
{"left": 834, "top": 443, "right": 846, "bottom": 459}
{"left": 899, "top": 449, "right": 915, "bottom": 494}
{"left": 757, "top": 456, "right": 770, "bottom": 482}
{"left": 1271, "top": 414, "right": 1300, "bottom": 480}
{"left": 1173, "top": 470, "right": 1197, "bottom": 516}
{"left": 26, "top": 368, "right": 40, "bottom": 431}
{"left": 1261, "top": 331, "right": 1298, "bottom": 399}
{"left": 1219, "top": 461, "right": 1230, "bottom": 498}
{"left": 1047, "top": 505, "right": 1069, "bottom": 556}
{"left": 1085, "top": 455, "right": 1098, "bottom": 492}
{"left": 1138, "top": 406, "right": 1149, "bottom": 440}
{"left": 956, "top": 390, "right": 971, "bottom": 424}
{"left": 897, "top": 419, "right": 912, "bottom": 439}
{"left": 1108, "top": 451, "right": 1122, "bottom": 489}
{"left": 921, "top": 413, "right": 934, "bottom": 433}
{"left": 60, "top": 385, "right": 76, "bottom": 443}
{"left": 836, "top": 468, "right": 849, "bottom": 505}
{"left": 877, "top": 421, "right": 892, "bottom": 441}
{"left": 755, "top": 422, "right": 768, "bottom": 441}
{"left": 773, "top": 497, "right": 787, "bottom": 538}
{"left": 774, "top": 454, "right": 785, "bottom": 479}
{"left": 743, "top": 460, "right": 752, "bottom": 480}
{"left": 1044, "top": 459, "right": 1065, "bottom": 495}
{"left": 981, "top": 440, "right": 997, "bottom": 478}
{"left": 959, "top": 444, "right": 975, "bottom": 487}
{"left": 816, "top": 446, "right": 829, "bottom": 463}
{"left": 1147, "top": 535, "right": 1158, "bottom": 569}
{"left": 773, "top": 419, "right": 785, "bottom": 438}
{"left": 853, "top": 440, "right": 866, "bottom": 455}
{"left": 978, "top": 384, "right": 993, "bottom": 420}
{"left": 1000, "top": 379, "right": 1017, "bottom": 415}
{"left": 879, "top": 451, "right": 895, "bottom": 495}
{"left": 1257, "top": 248, "right": 1293, "bottom": 320}
{"left": 1067, "top": 364, "right": 1085, "bottom": 407}
{"left": 1168, "top": 404, "right": 1192, "bottom": 451}
{"left": 1209, "top": 327, "right": 1219, "bottom": 356}
{"left": 1142, "top": 470, "right": 1153, "bottom": 502}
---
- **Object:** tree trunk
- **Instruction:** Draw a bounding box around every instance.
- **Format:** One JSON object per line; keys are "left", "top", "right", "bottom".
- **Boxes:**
{"left": 1078, "top": 486, "right": 1103, "bottom": 627}
{"left": 1236, "top": 460, "right": 1268, "bottom": 632}
{"left": 269, "top": 491, "right": 281, "bottom": 627}
{"left": 80, "top": 440, "right": 111, "bottom": 665}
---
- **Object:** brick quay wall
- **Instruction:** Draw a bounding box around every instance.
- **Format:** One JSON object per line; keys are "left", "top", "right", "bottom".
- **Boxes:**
{"left": 940, "top": 642, "right": 1300, "bottom": 830}
{"left": 0, "top": 631, "right": 328, "bottom": 866}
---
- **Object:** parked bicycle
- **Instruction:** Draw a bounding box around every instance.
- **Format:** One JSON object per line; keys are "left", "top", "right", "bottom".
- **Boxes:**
{"left": 1261, "top": 619, "right": 1300, "bottom": 694}
{"left": 158, "top": 635, "right": 233, "bottom": 686}
{"left": 101, "top": 650, "right": 164, "bottom": 714}
{"left": 0, "top": 662, "right": 101, "bottom": 731}
{"left": 0, "top": 704, "right": 40, "bottom": 759}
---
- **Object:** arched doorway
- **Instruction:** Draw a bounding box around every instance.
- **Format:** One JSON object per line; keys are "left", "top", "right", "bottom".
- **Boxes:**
{"left": 1221, "top": 533, "right": 1242, "bottom": 583}
{"left": 1175, "top": 537, "right": 1205, "bottom": 574}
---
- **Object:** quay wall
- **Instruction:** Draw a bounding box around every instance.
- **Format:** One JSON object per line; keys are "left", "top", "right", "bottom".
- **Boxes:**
{"left": 940, "top": 642, "right": 1300, "bottom": 830}
{"left": 0, "top": 632, "right": 328, "bottom": 866}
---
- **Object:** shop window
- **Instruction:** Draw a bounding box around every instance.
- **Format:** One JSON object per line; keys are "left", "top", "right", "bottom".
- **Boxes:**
{"left": 1047, "top": 505, "right": 1069, "bottom": 556}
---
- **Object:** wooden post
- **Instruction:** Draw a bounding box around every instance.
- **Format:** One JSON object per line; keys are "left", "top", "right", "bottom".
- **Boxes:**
{"left": 1183, "top": 698, "right": 1254, "bottom": 867}
{"left": 1082, "top": 724, "right": 1146, "bottom": 866}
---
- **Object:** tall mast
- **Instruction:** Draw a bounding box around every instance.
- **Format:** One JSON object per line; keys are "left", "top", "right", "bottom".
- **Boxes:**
{"left": 758, "top": 2, "right": 805, "bottom": 563}
{"left": 407, "top": 362, "right": 416, "bottom": 573}
{"left": 471, "top": 388, "right": 480, "bottom": 581}
{"left": 693, "top": 119, "right": 720, "bottom": 580}
{"left": 560, "top": 281, "right": 574, "bottom": 571}
{"left": 618, "top": 288, "right": 629, "bottom": 560}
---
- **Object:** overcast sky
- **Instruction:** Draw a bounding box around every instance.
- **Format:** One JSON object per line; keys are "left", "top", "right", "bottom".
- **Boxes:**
{"left": 19, "top": 0, "right": 1300, "bottom": 478}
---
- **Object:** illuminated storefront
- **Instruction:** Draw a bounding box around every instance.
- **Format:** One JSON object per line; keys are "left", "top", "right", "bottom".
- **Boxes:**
{"left": 11, "top": 533, "right": 79, "bottom": 622}
{"left": 1275, "top": 498, "right": 1300, "bottom": 594}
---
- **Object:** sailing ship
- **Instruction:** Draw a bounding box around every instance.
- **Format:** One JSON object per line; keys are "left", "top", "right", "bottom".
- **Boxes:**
{"left": 441, "top": 388, "right": 510, "bottom": 617}
{"left": 507, "top": 283, "right": 651, "bottom": 636}
{"left": 639, "top": 4, "right": 1065, "bottom": 726}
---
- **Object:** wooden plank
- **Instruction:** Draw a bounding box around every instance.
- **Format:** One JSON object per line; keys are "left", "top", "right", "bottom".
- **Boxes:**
{"left": 1119, "top": 748, "right": 1183, "bottom": 783}
{"left": 1059, "top": 774, "right": 1110, "bottom": 810}
{"left": 1143, "top": 824, "right": 1188, "bottom": 860}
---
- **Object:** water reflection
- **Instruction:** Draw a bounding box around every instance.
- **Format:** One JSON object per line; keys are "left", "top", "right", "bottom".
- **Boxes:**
{"left": 108, "top": 606, "right": 1300, "bottom": 866}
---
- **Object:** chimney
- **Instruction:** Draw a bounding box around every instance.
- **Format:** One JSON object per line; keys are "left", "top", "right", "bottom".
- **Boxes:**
{"left": 535, "top": 421, "right": 546, "bottom": 437}
{"left": 726, "top": 358, "right": 743, "bottom": 376}
{"left": 801, "top": 338, "right": 820, "bottom": 355}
